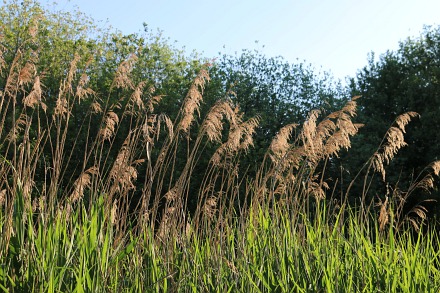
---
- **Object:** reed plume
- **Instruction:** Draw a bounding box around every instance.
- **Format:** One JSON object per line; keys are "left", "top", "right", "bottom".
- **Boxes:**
{"left": 371, "top": 112, "right": 419, "bottom": 181}
{"left": 177, "top": 67, "right": 210, "bottom": 134}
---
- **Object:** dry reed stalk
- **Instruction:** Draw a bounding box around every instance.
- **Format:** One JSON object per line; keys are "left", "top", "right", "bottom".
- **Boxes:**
{"left": 69, "top": 166, "right": 98, "bottom": 203}
{"left": 111, "top": 199, "right": 118, "bottom": 225}
{"left": 0, "top": 189, "right": 6, "bottom": 208}
{"left": 23, "top": 76, "right": 47, "bottom": 112}
{"left": 260, "top": 97, "right": 361, "bottom": 205}
{"left": 308, "top": 97, "right": 361, "bottom": 162}
{"left": 53, "top": 54, "right": 82, "bottom": 120}
{"left": 113, "top": 53, "right": 137, "bottom": 90}
{"left": 75, "top": 73, "right": 95, "bottom": 102}
{"left": 6, "top": 113, "right": 27, "bottom": 142}
{"left": 54, "top": 96, "right": 69, "bottom": 119}
{"left": 269, "top": 123, "right": 298, "bottom": 165}
{"left": 157, "top": 206, "right": 177, "bottom": 241}
{"left": 129, "top": 82, "right": 162, "bottom": 114}
{"left": 142, "top": 68, "right": 213, "bottom": 229}
{"left": 48, "top": 54, "right": 92, "bottom": 205}
{"left": 202, "top": 195, "right": 218, "bottom": 219}
{"left": 90, "top": 101, "right": 103, "bottom": 114}
{"left": 130, "top": 81, "right": 147, "bottom": 111}
{"left": 107, "top": 133, "right": 144, "bottom": 199}
{"left": 406, "top": 205, "right": 429, "bottom": 231}
{"left": 301, "top": 109, "right": 320, "bottom": 159}
{"left": 378, "top": 196, "right": 389, "bottom": 232}
{"left": 324, "top": 98, "right": 363, "bottom": 157}
{"left": 177, "top": 67, "right": 210, "bottom": 134}
{"left": 18, "top": 60, "right": 36, "bottom": 86}
{"left": 109, "top": 147, "right": 136, "bottom": 195}
{"left": 99, "top": 111, "right": 119, "bottom": 141}
{"left": 430, "top": 160, "right": 440, "bottom": 176}
{"left": 210, "top": 116, "right": 259, "bottom": 167}
{"left": 372, "top": 112, "right": 419, "bottom": 181}
{"left": 141, "top": 114, "right": 173, "bottom": 164}
{"left": 61, "top": 53, "right": 80, "bottom": 96}
{"left": 203, "top": 99, "right": 236, "bottom": 143}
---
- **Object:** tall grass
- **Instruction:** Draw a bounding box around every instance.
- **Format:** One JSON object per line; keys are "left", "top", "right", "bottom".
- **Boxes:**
{"left": 0, "top": 29, "right": 439, "bottom": 292}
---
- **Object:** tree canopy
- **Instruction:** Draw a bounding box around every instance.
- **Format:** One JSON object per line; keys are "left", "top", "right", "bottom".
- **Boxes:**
{"left": 345, "top": 25, "right": 440, "bottom": 215}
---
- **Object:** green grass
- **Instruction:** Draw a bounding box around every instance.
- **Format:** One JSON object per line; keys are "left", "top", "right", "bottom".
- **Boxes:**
{"left": 1, "top": 191, "right": 439, "bottom": 292}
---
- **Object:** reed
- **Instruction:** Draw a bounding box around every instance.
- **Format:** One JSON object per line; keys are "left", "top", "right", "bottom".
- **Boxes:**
{"left": 0, "top": 28, "right": 439, "bottom": 292}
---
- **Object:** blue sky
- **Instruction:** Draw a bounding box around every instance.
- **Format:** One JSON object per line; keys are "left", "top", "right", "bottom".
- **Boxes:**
{"left": 53, "top": 0, "right": 440, "bottom": 80}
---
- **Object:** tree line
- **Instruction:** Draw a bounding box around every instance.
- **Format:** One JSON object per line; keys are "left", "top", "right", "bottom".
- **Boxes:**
{"left": 1, "top": 0, "right": 439, "bottom": 220}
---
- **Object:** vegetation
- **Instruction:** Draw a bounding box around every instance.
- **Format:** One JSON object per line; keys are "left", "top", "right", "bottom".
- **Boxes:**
{"left": 344, "top": 26, "right": 440, "bottom": 215}
{"left": 0, "top": 1, "right": 439, "bottom": 292}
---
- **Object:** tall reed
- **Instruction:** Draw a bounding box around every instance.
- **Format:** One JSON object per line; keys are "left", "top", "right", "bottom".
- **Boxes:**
{"left": 0, "top": 27, "right": 439, "bottom": 292}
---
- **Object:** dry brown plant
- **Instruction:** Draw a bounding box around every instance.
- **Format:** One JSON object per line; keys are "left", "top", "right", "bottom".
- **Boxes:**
{"left": 113, "top": 53, "right": 137, "bottom": 90}
{"left": 23, "top": 76, "right": 47, "bottom": 111}
{"left": 269, "top": 123, "right": 298, "bottom": 164}
{"left": 18, "top": 60, "right": 36, "bottom": 86}
{"left": 108, "top": 146, "right": 141, "bottom": 196}
{"left": 54, "top": 96, "right": 69, "bottom": 118}
{"left": 61, "top": 53, "right": 80, "bottom": 96}
{"left": 75, "top": 73, "right": 95, "bottom": 102}
{"left": 177, "top": 67, "right": 210, "bottom": 134}
{"left": 202, "top": 195, "right": 218, "bottom": 218}
{"left": 130, "top": 81, "right": 147, "bottom": 111}
{"left": 371, "top": 112, "right": 419, "bottom": 181}
{"left": 203, "top": 99, "right": 236, "bottom": 143}
{"left": 91, "top": 101, "right": 103, "bottom": 114}
{"left": 4, "top": 49, "right": 21, "bottom": 98}
{"left": 69, "top": 166, "right": 99, "bottom": 203}
{"left": 0, "top": 39, "right": 6, "bottom": 75}
{"left": 431, "top": 160, "right": 440, "bottom": 176}
{"left": 378, "top": 196, "right": 389, "bottom": 232}
{"left": 258, "top": 97, "right": 361, "bottom": 206}
{"left": 99, "top": 111, "right": 119, "bottom": 141}
{"left": 210, "top": 116, "right": 259, "bottom": 167}
{"left": 0, "top": 189, "right": 5, "bottom": 208}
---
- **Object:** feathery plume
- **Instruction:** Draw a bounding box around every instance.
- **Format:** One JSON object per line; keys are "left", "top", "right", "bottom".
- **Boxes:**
{"left": 23, "top": 76, "right": 47, "bottom": 111}
{"left": 75, "top": 73, "right": 95, "bottom": 102}
{"left": 18, "top": 61, "right": 36, "bottom": 86}
{"left": 372, "top": 112, "right": 419, "bottom": 181}
{"left": 269, "top": 123, "right": 298, "bottom": 163}
{"left": 130, "top": 81, "right": 147, "bottom": 111}
{"left": 203, "top": 99, "right": 236, "bottom": 143}
{"left": 203, "top": 196, "right": 218, "bottom": 218}
{"left": 378, "top": 196, "right": 389, "bottom": 232}
{"left": 431, "top": 160, "right": 440, "bottom": 176}
{"left": 99, "top": 111, "right": 119, "bottom": 141}
{"left": 178, "top": 67, "right": 210, "bottom": 133}
{"left": 114, "top": 53, "right": 137, "bottom": 90}
{"left": 69, "top": 167, "right": 98, "bottom": 203}
{"left": 54, "top": 97, "right": 69, "bottom": 119}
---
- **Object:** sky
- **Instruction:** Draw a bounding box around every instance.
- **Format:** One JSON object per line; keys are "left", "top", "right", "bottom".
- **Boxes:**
{"left": 52, "top": 0, "right": 440, "bottom": 81}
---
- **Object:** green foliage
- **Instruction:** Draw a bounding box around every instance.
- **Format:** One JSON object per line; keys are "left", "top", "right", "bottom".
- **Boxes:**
{"left": 346, "top": 25, "right": 440, "bottom": 212}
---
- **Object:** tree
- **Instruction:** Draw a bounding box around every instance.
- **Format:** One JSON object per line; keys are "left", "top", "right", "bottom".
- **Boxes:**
{"left": 346, "top": 25, "right": 440, "bottom": 215}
